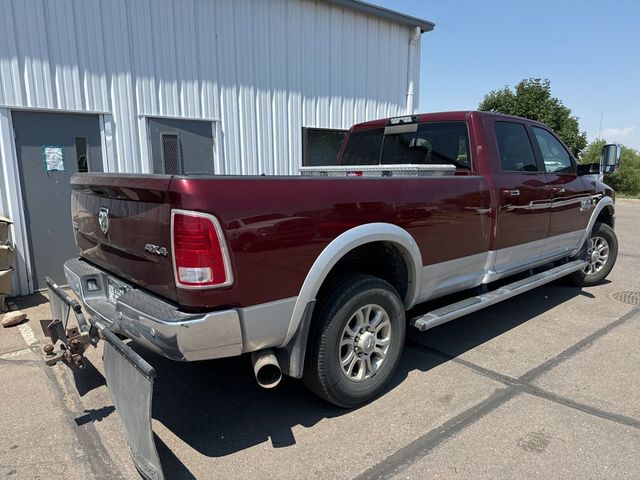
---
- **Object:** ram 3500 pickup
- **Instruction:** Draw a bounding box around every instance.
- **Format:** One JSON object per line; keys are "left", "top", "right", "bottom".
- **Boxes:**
{"left": 42, "top": 111, "right": 620, "bottom": 479}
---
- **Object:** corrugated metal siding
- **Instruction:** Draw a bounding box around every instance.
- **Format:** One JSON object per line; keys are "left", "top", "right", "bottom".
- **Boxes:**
{"left": 0, "top": 0, "right": 420, "bottom": 175}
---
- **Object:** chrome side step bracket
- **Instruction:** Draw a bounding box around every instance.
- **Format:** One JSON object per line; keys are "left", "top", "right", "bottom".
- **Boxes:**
{"left": 410, "top": 259, "right": 587, "bottom": 332}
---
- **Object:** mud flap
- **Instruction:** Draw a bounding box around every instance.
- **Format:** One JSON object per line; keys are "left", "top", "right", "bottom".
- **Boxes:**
{"left": 101, "top": 328, "right": 164, "bottom": 480}
{"left": 43, "top": 277, "right": 165, "bottom": 480}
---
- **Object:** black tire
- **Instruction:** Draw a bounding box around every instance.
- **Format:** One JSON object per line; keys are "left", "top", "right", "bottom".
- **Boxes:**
{"left": 303, "top": 273, "right": 405, "bottom": 408}
{"left": 569, "top": 222, "right": 618, "bottom": 286}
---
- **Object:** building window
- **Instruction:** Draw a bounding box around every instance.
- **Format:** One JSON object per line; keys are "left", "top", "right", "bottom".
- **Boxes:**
{"left": 148, "top": 117, "right": 215, "bottom": 175}
{"left": 75, "top": 137, "right": 89, "bottom": 172}
{"left": 302, "top": 127, "right": 348, "bottom": 167}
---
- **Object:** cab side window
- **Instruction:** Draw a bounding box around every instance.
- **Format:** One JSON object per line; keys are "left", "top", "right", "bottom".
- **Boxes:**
{"left": 495, "top": 122, "right": 538, "bottom": 172}
{"left": 532, "top": 127, "right": 574, "bottom": 174}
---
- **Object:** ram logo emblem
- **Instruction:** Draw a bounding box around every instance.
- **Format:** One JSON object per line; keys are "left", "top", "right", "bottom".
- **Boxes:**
{"left": 98, "top": 207, "right": 109, "bottom": 235}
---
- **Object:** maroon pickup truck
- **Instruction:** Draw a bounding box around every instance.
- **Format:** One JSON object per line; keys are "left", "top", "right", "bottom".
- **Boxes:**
{"left": 43, "top": 111, "right": 619, "bottom": 479}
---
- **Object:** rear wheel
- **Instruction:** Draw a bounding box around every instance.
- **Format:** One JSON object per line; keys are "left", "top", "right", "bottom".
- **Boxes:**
{"left": 303, "top": 273, "right": 405, "bottom": 408}
{"left": 569, "top": 222, "right": 618, "bottom": 286}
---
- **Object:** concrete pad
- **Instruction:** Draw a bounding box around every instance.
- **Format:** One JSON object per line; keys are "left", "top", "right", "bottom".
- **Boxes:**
{"left": 146, "top": 346, "right": 502, "bottom": 479}
{"left": 0, "top": 351, "right": 93, "bottom": 479}
{"left": 534, "top": 311, "right": 640, "bottom": 419}
{"left": 0, "top": 294, "right": 52, "bottom": 355}
{"left": 0, "top": 328, "right": 33, "bottom": 356}
{"left": 615, "top": 200, "right": 640, "bottom": 259}
{"left": 398, "top": 393, "right": 640, "bottom": 480}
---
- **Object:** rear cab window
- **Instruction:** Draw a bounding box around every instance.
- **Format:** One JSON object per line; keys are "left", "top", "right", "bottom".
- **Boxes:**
{"left": 494, "top": 121, "right": 539, "bottom": 173}
{"left": 341, "top": 121, "right": 471, "bottom": 169}
{"left": 340, "top": 128, "right": 384, "bottom": 165}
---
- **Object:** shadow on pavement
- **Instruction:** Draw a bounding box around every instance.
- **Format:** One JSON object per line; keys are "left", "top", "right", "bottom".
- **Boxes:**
{"left": 71, "top": 357, "right": 107, "bottom": 397}
{"left": 74, "top": 405, "right": 116, "bottom": 426}
{"left": 12, "top": 292, "right": 49, "bottom": 309}
{"left": 405, "top": 282, "right": 585, "bottom": 359}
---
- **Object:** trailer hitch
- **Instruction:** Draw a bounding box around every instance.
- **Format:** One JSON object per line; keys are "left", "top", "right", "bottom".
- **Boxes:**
{"left": 42, "top": 277, "right": 165, "bottom": 480}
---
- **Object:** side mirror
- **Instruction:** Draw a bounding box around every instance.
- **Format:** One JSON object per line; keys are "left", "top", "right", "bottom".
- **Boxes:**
{"left": 601, "top": 144, "right": 621, "bottom": 174}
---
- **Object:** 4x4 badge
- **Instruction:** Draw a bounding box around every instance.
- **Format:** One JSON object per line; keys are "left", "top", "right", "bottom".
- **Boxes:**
{"left": 144, "top": 244, "right": 168, "bottom": 257}
{"left": 98, "top": 207, "right": 109, "bottom": 235}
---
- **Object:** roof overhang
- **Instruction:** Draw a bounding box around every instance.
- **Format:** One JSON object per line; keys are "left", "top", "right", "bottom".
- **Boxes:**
{"left": 324, "top": 0, "right": 435, "bottom": 32}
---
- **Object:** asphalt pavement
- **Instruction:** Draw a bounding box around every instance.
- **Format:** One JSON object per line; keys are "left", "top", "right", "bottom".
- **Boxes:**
{"left": 1, "top": 199, "right": 639, "bottom": 480}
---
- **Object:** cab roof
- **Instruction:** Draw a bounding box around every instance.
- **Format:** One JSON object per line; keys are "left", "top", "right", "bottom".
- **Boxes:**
{"left": 350, "top": 111, "right": 545, "bottom": 131}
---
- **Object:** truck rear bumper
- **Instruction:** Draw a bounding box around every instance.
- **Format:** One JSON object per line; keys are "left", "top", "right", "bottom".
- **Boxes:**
{"left": 64, "top": 258, "right": 243, "bottom": 361}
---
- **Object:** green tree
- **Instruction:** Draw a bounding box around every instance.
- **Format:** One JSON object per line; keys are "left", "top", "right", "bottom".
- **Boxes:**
{"left": 580, "top": 139, "right": 640, "bottom": 195}
{"left": 578, "top": 138, "right": 606, "bottom": 165}
{"left": 604, "top": 146, "right": 640, "bottom": 195}
{"left": 479, "top": 78, "right": 588, "bottom": 157}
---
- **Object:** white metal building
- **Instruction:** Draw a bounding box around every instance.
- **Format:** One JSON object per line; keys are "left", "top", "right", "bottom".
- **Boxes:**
{"left": 0, "top": 0, "right": 433, "bottom": 295}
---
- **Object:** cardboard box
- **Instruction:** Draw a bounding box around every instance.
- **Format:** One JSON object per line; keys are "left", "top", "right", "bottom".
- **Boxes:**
{"left": 0, "top": 268, "right": 12, "bottom": 294}
{"left": 0, "top": 215, "right": 11, "bottom": 244}
{"left": 0, "top": 245, "right": 14, "bottom": 270}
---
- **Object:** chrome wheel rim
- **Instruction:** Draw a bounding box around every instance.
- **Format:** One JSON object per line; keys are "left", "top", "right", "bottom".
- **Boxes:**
{"left": 582, "top": 235, "right": 609, "bottom": 276}
{"left": 339, "top": 304, "right": 391, "bottom": 382}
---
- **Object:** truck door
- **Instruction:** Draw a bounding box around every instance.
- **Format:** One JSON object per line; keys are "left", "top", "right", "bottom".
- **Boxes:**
{"left": 530, "top": 126, "right": 594, "bottom": 255}
{"left": 491, "top": 121, "right": 551, "bottom": 274}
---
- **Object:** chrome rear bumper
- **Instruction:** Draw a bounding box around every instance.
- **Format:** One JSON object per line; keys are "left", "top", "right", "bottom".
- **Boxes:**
{"left": 64, "top": 258, "right": 243, "bottom": 361}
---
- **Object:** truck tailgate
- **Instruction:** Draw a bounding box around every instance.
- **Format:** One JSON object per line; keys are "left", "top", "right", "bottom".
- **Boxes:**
{"left": 71, "top": 174, "right": 177, "bottom": 302}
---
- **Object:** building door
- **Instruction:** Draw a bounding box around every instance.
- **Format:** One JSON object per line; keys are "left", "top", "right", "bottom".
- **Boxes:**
{"left": 148, "top": 118, "right": 215, "bottom": 175}
{"left": 12, "top": 111, "right": 103, "bottom": 290}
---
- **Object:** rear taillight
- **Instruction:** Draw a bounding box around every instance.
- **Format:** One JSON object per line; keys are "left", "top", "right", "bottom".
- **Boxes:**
{"left": 171, "top": 210, "right": 233, "bottom": 288}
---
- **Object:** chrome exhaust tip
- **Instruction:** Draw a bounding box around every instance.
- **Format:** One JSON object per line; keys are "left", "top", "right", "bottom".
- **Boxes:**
{"left": 251, "top": 349, "right": 282, "bottom": 389}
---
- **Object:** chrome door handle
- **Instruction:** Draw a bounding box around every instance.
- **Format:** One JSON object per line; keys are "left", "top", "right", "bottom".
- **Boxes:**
{"left": 504, "top": 189, "right": 520, "bottom": 197}
{"left": 553, "top": 187, "right": 566, "bottom": 193}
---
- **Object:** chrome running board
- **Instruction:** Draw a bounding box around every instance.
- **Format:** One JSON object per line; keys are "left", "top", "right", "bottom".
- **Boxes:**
{"left": 410, "top": 259, "right": 587, "bottom": 332}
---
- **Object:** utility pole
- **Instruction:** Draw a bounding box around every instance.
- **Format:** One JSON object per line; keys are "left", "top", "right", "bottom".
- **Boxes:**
{"left": 598, "top": 110, "right": 604, "bottom": 140}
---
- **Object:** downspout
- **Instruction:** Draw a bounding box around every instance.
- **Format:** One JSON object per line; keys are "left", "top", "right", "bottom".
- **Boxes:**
{"left": 405, "top": 26, "right": 421, "bottom": 114}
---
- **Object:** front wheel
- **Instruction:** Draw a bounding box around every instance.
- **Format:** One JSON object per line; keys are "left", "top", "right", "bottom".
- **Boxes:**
{"left": 569, "top": 222, "right": 618, "bottom": 286}
{"left": 303, "top": 274, "right": 406, "bottom": 408}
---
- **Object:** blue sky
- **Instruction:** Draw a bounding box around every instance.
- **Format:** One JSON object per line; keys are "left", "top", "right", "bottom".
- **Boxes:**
{"left": 370, "top": 0, "right": 640, "bottom": 148}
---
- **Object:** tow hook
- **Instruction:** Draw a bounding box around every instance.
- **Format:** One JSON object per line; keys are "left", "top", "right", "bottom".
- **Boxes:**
{"left": 42, "top": 325, "right": 94, "bottom": 368}
{"left": 41, "top": 282, "right": 98, "bottom": 369}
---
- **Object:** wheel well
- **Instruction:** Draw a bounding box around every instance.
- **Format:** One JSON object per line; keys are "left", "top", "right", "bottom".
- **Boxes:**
{"left": 597, "top": 206, "right": 614, "bottom": 228}
{"left": 316, "top": 241, "right": 410, "bottom": 305}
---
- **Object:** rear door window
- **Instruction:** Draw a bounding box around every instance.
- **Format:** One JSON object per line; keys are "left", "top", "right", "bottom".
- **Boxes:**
{"left": 531, "top": 127, "right": 574, "bottom": 174}
{"left": 495, "top": 122, "right": 539, "bottom": 172}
